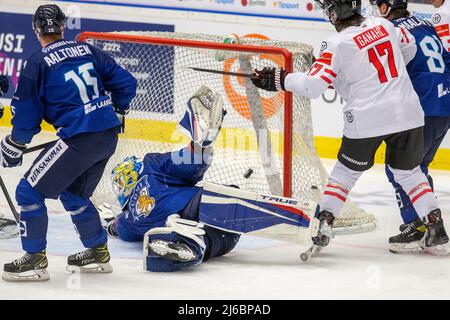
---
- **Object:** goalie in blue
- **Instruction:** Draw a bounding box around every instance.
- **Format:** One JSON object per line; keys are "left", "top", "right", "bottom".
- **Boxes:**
{"left": 103, "top": 86, "right": 313, "bottom": 272}
{"left": 0, "top": 4, "right": 137, "bottom": 281}
{"left": 370, "top": 0, "right": 450, "bottom": 254}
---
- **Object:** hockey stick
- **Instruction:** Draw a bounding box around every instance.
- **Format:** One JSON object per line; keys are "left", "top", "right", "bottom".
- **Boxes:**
{"left": 187, "top": 67, "right": 258, "bottom": 79}
{"left": 0, "top": 139, "right": 58, "bottom": 223}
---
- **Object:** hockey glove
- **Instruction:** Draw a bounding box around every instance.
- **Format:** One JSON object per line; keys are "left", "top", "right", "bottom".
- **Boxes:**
{"left": 114, "top": 105, "right": 129, "bottom": 134}
{"left": 251, "top": 67, "right": 287, "bottom": 92}
{"left": 0, "top": 135, "right": 26, "bottom": 168}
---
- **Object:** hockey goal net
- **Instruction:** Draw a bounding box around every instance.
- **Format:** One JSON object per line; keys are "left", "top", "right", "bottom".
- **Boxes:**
{"left": 77, "top": 31, "right": 376, "bottom": 234}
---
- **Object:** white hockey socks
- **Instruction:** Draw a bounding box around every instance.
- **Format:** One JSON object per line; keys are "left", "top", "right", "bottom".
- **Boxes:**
{"left": 319, "top": 161, "right": 363, "bottom": 218}
{"left": 388, "top": 166, "right": 439, "bottom": 219}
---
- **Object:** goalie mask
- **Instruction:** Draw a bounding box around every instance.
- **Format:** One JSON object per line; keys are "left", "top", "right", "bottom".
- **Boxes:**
{"left": 32, "top": 4, "right": 66, "bottom": 36}
{"left": 111, "top": 156, "right": 144, "bottom": 209}
{"left": 315, "top": 0, "right": 362, "bottom": 24}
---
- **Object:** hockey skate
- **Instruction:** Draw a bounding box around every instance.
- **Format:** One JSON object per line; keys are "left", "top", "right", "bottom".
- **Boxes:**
{"left": 389, "top": 219, "right": 427, "bottom": 254}
{"left": 423, "top": 209, "right": 450, "bottom": 256}
{"left": 67, "top": 244, "right": 113, "bottom": 273}
{"left": 3, "top": 251, "right": 49, "bottom": 282}
{"left": 300, "top": 210, "right": 335, "bottom": 262}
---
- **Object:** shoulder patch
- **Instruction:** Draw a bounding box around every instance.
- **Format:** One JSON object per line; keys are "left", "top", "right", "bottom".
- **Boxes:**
{"left": 320, "top": 41, "right": 328, "bottom": 54}
{"left": 433, "top": 13, "right": 442, "bottom": 24}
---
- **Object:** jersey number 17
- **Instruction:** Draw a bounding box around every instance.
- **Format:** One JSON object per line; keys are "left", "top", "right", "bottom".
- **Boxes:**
{"left": 368, "top": 40, "right": 399, "bottom": 84}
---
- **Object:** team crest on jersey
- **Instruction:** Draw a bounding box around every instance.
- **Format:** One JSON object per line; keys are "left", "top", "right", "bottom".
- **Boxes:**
{"left": 345, "top": 111, "right": 354, "bottom": 123}
{"left": 320, "top": 41, "right": 328, "bottom": 54}
{"left": 433, "top": 14, "right": 441, "bottom": 24}
{"left": 129, "top": 176, "right": 156, "bottom": 221}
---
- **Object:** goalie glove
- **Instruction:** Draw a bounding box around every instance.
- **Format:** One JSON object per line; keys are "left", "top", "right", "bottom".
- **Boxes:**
{"left": 0, "top": 135, "right": 26, "bottom": 168}
{"left": 178, "top": 86, "right": 226, "bottom": 148}
{"left": 251, "top": 67, "right": 287, "bottom": 92}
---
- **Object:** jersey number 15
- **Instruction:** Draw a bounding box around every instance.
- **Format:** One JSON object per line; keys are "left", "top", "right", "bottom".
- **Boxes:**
{"left": 65, "top": 62, "right": 100, "bottom": 104}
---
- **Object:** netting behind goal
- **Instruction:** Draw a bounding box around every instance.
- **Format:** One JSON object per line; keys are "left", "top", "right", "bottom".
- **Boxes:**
{"left": 77, "top": 31, "right": 376, "bottom": 234}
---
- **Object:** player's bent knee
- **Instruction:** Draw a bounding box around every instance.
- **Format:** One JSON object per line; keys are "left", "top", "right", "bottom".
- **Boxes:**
{"left": 60, "top": 191, "right": 90, "bottom": 212}
{"left": 143, "top": 214, "right": 206, "bottom": 272}
{"left": 16, "top": 178, "right": 45, "bottom": 208}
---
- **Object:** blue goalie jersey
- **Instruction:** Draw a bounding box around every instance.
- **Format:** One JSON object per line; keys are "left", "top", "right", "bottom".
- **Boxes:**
{"left": 11, "top": 39, "right": 137, "bottom": 144}
{"left": 393, "top": 16, "right": 450, "bottom": 116}
{"left": 118, "top": 148, "right": 210, "bottom": 239}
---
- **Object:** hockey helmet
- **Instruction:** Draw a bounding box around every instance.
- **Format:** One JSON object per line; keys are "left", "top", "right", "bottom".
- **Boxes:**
{"left": 111, "top": 156, "right": 144, "bottom": 208}
{"left": 32, "top": 4, "right": 66, "bottom": 36}
{"left": 369, "top": 0, "right": 408, "bottom": 17}
{"left": 315, "top": 0, "right": 362, "bottom": 24}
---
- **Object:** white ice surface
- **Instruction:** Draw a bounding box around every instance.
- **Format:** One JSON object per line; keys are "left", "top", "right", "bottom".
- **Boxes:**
{"left": 0, "top": 129, "right": 450, "bottom": 300}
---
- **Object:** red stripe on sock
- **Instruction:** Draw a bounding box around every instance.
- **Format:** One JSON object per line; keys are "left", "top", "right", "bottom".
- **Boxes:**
{"left": 326, "top": 184, "right": 349, "bottom": 195}
{"left": 324, "top": 191, "right": 346, "bottom": 202}
{"left": 411, "top": 189, "right": 433, "bottom": 204}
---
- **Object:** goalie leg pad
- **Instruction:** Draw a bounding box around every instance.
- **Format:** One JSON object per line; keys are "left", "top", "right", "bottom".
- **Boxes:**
{"left": 143, "top": 215, "right": 206, "bottom": 272}
{"left": 199, "top": 183, "right": 312, "bottom": 234}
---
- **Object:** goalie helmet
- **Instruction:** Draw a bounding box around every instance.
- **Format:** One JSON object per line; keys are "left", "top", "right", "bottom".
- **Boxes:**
{"left": 32, "top": 4, "right": 66, "bottom": 36}
{"left": 315, "top": 0, "right": 362, "bottom": 24}
{"left": 111, "top": 156, "right": 144, "bottom": 208}
{"left": 369, "top": 0, "right": 408, "bottom": 17}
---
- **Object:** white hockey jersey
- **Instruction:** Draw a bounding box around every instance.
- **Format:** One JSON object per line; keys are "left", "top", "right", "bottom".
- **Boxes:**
{"left": 431, "top": 0, "right": 450, "bottom": 52}
{"left": 284, "top": 17, "right": 424, "bottom": 139}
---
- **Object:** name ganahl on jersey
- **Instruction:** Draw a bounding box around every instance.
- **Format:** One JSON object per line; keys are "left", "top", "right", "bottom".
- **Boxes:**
{"left": 128, "top": 175, "right": 156, "bottom": 221}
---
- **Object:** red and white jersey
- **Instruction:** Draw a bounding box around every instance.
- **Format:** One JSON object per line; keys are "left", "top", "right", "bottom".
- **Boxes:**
{"left": 431, "top": 0, "right": 450, "bottom": 52}
{"left": 284, "top": 17, "right": 424, "bottom": 139}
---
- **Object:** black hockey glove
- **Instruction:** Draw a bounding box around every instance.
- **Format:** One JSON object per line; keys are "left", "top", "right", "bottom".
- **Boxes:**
{"left": 251, "top": 67, "right": 287, "bottom": 92}
{"left": 0, "top": 135, "right": 26, "bottom": 168}
{"left": 114, "top": 106, "right": 130, "bottom": 134}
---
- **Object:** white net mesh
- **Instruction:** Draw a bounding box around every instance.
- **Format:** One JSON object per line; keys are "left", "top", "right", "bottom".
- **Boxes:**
{"left": 82, "top": 31, "right": 376, "bottom": 233}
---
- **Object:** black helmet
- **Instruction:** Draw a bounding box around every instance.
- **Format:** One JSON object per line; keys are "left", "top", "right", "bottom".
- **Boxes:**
{"left": 32, "top": 4, "right": 66, "bottom": 36}
{"left": 315, "top": 0, "right": 362, "bottom": 24}
{"left": 369, "top": 0, "right": 407, "bottom": 16}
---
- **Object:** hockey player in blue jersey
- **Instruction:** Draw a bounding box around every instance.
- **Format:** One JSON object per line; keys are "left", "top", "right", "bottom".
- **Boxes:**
{"left": 0, "top": 4, "right": 137, "bottom": 281}
{"left": 370, "top": 0, "right": 450, "bottom": 254}
{"left": 103, "top": 86, "right": 313, "bottom": 272}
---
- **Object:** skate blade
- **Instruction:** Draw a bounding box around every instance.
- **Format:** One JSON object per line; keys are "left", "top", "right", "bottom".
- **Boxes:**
{"left": 66, "top": 263, "right": 113, "bottom": 274}
{"left": 148, "top": 240, "right": 196, "bottom": 262}
{"left": 389, "top": 241, "right": 424, "bottom": 255}
{"left": 2, "top": 269, "right": 49, "bottom": 282}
